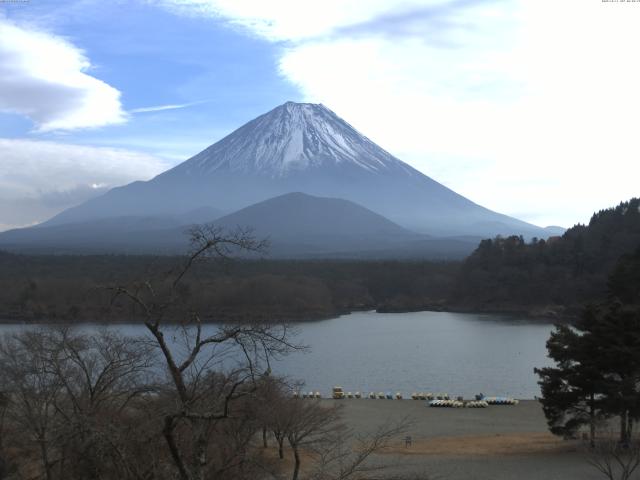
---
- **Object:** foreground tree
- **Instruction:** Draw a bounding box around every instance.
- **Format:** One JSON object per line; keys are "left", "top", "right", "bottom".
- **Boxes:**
{"left": 536, "top": 249, "right": 640, "bottom": 446}
{"left": 285, "top": 400, "right": 343, "bottom": 480}
{"left": 0, "top": 330, "right": 66, "bottom": 480}
{"left": 45, "top": 328, "right": 156, "bottom": 479}
{"left": 590, "top": 304, "right": 640, "bottom": 446}
{"left": 0, "top": 328, "right": 157, "bottom": 480}
{"left": 534, "top": 319, "right": 604, "bottom": 446}
{"left": 110, "top": 225, "right": 300, "bottom": 480}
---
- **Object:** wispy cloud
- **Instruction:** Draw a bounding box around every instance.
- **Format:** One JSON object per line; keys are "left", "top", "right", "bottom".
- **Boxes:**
{"left": 0, "top": 16, "right": 126, "bottom": 131}
{"left": 332, "top": 0, "right": 504, "bottom": 45}
{"left": 129, "top": 100, "right": 208, "bottom": 114}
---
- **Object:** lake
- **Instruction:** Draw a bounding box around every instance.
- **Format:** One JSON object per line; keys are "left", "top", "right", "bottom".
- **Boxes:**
{"left": 0, "top": 310, "right": 554, "bottom": 399}
{"left": 275, "top": 311, "right": 554, "bottom": 399}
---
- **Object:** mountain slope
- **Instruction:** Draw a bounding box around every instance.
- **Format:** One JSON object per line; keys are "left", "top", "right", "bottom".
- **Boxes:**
{"left": 42, "top": 102, "right": 549, "bottom": 238}
{"left": 0, "top": 193, "right": 479, "bottom": 258}
{"left": 215, "top": 192, "right": 411, "bottom": 238}
{"left": 0, "top": 207, "right": 223, "bottom": 254}
{"left": 211, "top": 192, "right": 419, "bottom": 255}
{"left": 208, "top": 193, "right": 479, "bottom": 259}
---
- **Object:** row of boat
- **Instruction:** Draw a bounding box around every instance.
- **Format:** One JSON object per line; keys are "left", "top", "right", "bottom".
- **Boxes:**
{"left": 294, "top": 391, "right": 322, "bottom": 399}
{"left": 293, "top": 387, "right": 519, "bottom": 405}
{"left": 332, "top": 387, "right": 402, "bottom": 399}
{"left": 411, "top": 392, "right": 450, "bottom": 400}
{"left": 429, "top": 399, "right": 489, "bottom": 408}
{"left": 483, "top": 396, "right": 519, "bottom": 405}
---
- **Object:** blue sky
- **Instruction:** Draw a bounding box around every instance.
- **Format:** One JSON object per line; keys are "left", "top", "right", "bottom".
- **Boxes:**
{"left": 1, "top": 0, "right": 639, "bottom": 231}
{"left": 2, "top": 0, "right": 299, "bottom": 156}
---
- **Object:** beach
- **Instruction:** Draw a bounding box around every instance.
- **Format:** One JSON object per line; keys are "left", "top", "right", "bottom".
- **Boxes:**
{"left": 321, "top": 399, "right": 602, "bottom": 480}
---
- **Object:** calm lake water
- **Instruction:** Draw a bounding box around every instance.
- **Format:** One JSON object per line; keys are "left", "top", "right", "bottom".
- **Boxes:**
{"left": 0, "top": 311, "right": 554, "bottom": 399}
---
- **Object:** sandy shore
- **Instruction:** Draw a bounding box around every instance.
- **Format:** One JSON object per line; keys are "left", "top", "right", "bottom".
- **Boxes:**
{"left": 320, "top": 399, "right": 602, "bottom": 480}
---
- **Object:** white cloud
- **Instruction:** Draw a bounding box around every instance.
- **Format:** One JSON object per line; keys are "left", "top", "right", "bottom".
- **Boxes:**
{"left": 0, "top": 17, "right": 126, "bottom": 131}
{"left": 155, "top": 0, "right": 640, "bottom": 227}
{"left": 130, "top": 100, "right": 207, "bottom": 113}
{"left": 150, "top": 0, "right": 437, "bottom": 41}
{"left": 0, "top": 139, "right": 170, "bottom": 231}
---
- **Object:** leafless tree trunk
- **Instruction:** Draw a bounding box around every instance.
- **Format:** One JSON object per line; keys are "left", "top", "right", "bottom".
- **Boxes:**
{"left": 0, "top": 392, "right": 9, "bottom": 479}
{"left": 277, "top": 435, "right": 285, "bottom": 460}
{"left": 292, "top": 445, "right": 302, "bottom": 480}
{"left": 110, "top": 225, "right": 300, "bottom": 480}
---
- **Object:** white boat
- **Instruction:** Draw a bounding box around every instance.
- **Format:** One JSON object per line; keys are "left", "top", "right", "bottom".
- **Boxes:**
{"left": 332, "top": 386, "right": 345, "bottom": 399}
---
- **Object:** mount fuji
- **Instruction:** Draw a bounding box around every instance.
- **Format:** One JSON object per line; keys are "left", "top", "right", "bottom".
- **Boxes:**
{"left": 0, "top": 102, "right": 560, "bottom": 256}
{"left": 43, "top": 102, "right": 548, "bottom": 237}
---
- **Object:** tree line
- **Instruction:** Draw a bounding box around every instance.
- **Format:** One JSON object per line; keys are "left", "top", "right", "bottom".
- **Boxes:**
{"left": 0, "top": 252, "right": 458, "bottom": 324}
{"left": 453, "top": 198, "right": 640, "bottom": 317}
{"left": 1, "top": 198, "right": 639, "bottom": 324}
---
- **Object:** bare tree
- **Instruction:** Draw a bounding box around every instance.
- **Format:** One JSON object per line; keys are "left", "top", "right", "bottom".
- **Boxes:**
{"left": 0, "top": 391, "right": 12, "bottom": 480}
{"left": 109, "top": 225, "right": 300, "bottom": 480}
{"left": 0, "top": 327, "right": 159, "bottom": 480}
{"left": 283, "top": 400, "right": 344, "bottom": 480}
{"left": 309, "top": 418, "right": 412, "bottom": 480}
{"left": 0, "top": 330, "right": 64, "bottom": 480}
{"left": 45, "top": 328, "right": 157, "bottom": 480}
{"left": 271, "top": 399, "right": 290, "bottom": 460}
{"left": 45, "top": 328, "right": 154, "bottom": 415}
{"left": 586, "top": 434, "right": 640, "bottom": 480}
{"left": 253, "top": 374, "right": 290, "bottom": 452}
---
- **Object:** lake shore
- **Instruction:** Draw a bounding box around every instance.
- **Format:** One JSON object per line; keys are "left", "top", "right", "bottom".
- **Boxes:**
{"left": 326, "top": 398, "right": 600, "bottom": 480}
{"left": 0, "top": 302, "right": 573, "bottom": 325}
{"left": 377, "top": 302, "right": 578, "bottom": 323}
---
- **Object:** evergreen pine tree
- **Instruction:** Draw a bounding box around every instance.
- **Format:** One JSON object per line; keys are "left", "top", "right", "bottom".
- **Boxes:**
{"left": 536, "top": 248, "right": 640, "bottom": 445}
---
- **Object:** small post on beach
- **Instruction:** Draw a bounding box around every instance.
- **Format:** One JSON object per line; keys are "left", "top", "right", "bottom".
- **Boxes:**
{"left": 404, "top": 435, "right": 412, "bottom": 448}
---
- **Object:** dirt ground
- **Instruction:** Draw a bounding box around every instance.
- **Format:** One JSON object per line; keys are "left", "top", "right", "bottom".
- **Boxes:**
{"left": 383, "top": 432, "right": 571, "bottom": 456}
{"left": 319, "top": 399, "right": 605, "bottom": 480}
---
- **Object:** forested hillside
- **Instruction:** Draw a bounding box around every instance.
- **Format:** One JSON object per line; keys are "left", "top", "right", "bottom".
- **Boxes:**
{"left": 0, "top": 253, "right": 458, "bottom": 323}
{"left": 1, "top": 199, "right": 639, "bottom": 323}
{"left": 452, "top": 198, "right": 640, "bottom": 317}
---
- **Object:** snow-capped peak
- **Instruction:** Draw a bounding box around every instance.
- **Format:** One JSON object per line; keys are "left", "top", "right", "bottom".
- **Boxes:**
{"left": 172, "top": 101, "right": 411, "bottom": 178}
